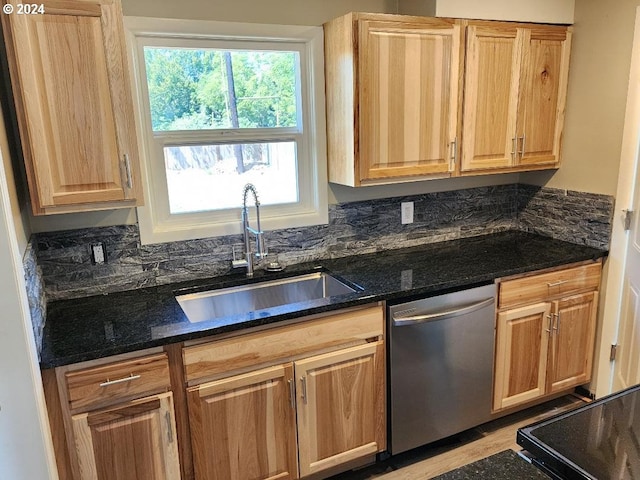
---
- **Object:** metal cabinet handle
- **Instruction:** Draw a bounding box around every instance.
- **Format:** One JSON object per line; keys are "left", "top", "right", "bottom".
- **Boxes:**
{"left": 450, "top": 137, "right": 457, "bottom": 168}
{"left": 545, "top": 314, "right": 553, "bottom": 335}
{"left": 519, "top": 135, "right": 526, "bottom": 157}
{"left": 300, "top": 376, "right": 307, "bottom": 404}
{"left": 123, "top": 154, "right": 133, "bottom": 189}
{"left": 547, "top": 280, "right": 569, "bottom": 287}
{"left": 165, "top": 411, "right": 174, "bottom": 443}
{"left": 287, "top": 379, "right": 295, "bottom": 409}
{"left": 554, "top": 313, "right": 560, "bottom": 334}
{"left": 99, "top": 373, "right": 141, "bottom": 387}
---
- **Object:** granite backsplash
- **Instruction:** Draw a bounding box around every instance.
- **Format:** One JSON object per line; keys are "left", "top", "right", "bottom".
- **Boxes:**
{"left": 27, "top": 184, "right": 614, "bottom": 303}
{"left": 517, "top": 184, "right": 616, "bottom": 247}
{"left": 23, "top": 240, "right": 46, "bottom": 351}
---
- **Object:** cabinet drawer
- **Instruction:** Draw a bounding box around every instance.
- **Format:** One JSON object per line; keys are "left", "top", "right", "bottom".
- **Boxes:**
{"left": 65, "top": 353, "right": 170, "bottom": 411}
{"left": 499, "top": 262, "right": 601, "bottom": 309}
{"left": 183, "top": 305, "right": 383, "bottom": 383}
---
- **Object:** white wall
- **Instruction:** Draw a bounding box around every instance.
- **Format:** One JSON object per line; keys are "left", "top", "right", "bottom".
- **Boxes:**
{"left": 398, "top": 0, "right": 436, "bottom": 16}
{"left": 0, "top": 106, "right": 30, "bottom": 249}
{"left": 122, "top": 0, "right": 396, "bottom": 25}
{"left": 436, "top": 0, "right": 574, "bottom": 24}
{"left": 524, "top": 0, "right": 639, "bottom": 196}
{"left": 0, "top": 151, "right": 56, "bottom": 477}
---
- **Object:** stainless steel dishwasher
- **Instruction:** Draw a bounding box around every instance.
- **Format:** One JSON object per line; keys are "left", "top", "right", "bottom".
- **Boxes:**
{"left": 388, "top": 283, "right": 497, "bottom": 454}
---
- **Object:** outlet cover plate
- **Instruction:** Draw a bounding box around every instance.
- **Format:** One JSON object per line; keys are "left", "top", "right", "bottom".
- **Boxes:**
{"left": 401, "top": 202, "right": 414, "bottom": 225}
{"left": 91, "top": 243, "right": 106, "bottom": 265}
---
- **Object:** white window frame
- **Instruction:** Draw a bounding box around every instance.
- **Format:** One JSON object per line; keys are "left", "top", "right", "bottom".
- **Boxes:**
{"left": 124, "top": 17, "right": 328, "bottom": 245}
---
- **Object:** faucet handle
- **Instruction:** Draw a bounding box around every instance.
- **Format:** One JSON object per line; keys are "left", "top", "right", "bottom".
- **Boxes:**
{"left": 231, "top": 244, "right": 249, "bottom": 269}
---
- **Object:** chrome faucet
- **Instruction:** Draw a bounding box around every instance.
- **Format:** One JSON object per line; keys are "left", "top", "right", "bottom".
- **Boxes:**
{"left": 232, "top": 183, "right": 266, "bottom": 276}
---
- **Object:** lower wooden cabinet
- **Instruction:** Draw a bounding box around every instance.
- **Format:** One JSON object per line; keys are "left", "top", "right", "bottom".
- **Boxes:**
{"left": 548, "top": 292, "right": 598, "bottom": 393}
{"left": 494, "top": 302, "right": 552, "bottom": 410}
{"left": 43, "top": 352, "right": 181, "bottom": 480}
{"left": 43, "top": 305, "right": 385, "bottom": 479}
{"left": 187, "top": 364, "right": 299, "bottom": 480}
{"left": 187, "top": 340, "right": 386, "bottom": 480}
{"left": 71, "top": 392, "right": 180, "bottom": 480}
{"left": 493, "top": 263, "right": 601, "bottom": 411}
{"left": 296, "top": 342, "right": 385, "bottom": 477}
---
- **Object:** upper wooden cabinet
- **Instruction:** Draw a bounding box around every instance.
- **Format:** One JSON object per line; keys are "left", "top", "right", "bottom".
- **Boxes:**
{"left": 461, "top": 23, "right": 572, "bottom": 172}
{"left": 324, "top": 13, "right": 573, "bottom": 185}
{"left": 324, "top": 13, "right": 463, "bottom": 186}
{"left": 1, "top": 0, "right": 143, "bottom": 214}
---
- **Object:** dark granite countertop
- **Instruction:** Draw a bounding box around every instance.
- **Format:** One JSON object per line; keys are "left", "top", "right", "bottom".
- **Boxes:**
{"left": 433, "top": 450, "right": 550, "bottom": 479}
{"left": 40, "top": 230, "right": 606, "bottom": 369}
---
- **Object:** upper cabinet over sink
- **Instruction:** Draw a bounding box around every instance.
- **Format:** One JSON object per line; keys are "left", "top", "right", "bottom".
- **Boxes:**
{"left": 324, "top": 13, "right": 463, "bottom": 187}
{"left": 1, "top": 0, "right": 143, "bottom": 214}
{"left": 324, "top": 13, "right": 573, "bottom": 186}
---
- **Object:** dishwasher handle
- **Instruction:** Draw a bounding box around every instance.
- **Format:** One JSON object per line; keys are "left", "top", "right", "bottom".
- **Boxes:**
{"left": 392, "top": 297, "right": 495, "bottom": 326}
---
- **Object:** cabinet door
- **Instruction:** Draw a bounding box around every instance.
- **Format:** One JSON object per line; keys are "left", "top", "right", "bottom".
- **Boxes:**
{"left": 71, "top": 392, "right": 180, "bottom": 480}
{"left": 2, "top": 0, "right": 142, "bottom": 214}
{"left": 516, "top": 26, "right": 572, "bottom": 167}
{"left": 296, "top": 341, "right": 385, "bottom": 477}
{"left": 461, "top": 25, "right": 522, "bottom": 171}
{"left": 494, "top": 302, "right": 551, "bottom": 410}
{"left": 548, "top": 292, "right": 598, "bottom": 393}
{"left": 187, "top": 364, "right": 298, "bottom": 480}
{"left": 358, "top": 18, "right": 461, "bottom": 181}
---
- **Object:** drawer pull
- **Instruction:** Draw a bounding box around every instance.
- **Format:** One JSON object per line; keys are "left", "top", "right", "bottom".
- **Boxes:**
{"left": 99, "top": 373, "right": 141, "bottom": 388}
{"left": 547, "top": 280, "right": 569, "bottom": 288}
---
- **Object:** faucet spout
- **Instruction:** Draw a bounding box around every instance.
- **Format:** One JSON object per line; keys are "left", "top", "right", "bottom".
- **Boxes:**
{"left": 235, "top": 183, "right": 267, "bottom": 276}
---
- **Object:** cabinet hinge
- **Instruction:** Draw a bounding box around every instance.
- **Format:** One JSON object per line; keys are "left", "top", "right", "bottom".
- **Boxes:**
{"left": 623, "top": 209, "right": 634, "bottom": 231}
{"left": 610, "top": 344, "right": 618, "bottom": 362}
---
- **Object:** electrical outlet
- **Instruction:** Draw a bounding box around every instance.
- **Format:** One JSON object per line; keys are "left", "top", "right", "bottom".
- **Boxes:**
{"left": 401, "top": 202, "right": 414, "bottom": 224}
{"left": 91, "top": 243, "right": 106, "bottom": 265}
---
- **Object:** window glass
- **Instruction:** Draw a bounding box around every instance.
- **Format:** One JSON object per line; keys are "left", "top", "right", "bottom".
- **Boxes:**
{"left": 143, "top": 47, "right": 299, "bottom": 131}
{"left": 164, "top": 141, "right": 298, "bottom": 214}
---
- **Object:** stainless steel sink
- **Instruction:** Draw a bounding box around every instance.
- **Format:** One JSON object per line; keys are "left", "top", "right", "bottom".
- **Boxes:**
{"left": 176, "top": 272, "right": 358, "bottom": 323}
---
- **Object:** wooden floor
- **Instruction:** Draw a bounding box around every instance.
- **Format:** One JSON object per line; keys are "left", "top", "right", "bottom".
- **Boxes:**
{"left": 331, "top": 395, "right": 587, "bottom": 480}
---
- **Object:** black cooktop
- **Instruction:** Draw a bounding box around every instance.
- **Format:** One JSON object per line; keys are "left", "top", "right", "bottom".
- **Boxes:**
{"left": 518, "top": 384, "right": 640, "bottom": 479}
